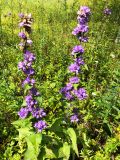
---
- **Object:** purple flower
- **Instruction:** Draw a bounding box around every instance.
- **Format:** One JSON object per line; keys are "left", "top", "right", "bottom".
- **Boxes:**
{"left": 77, "top": 6, "right": 91, "bottom": 17}
{"left": 34, "top": 120, "right": 47, "bottom": 132}
{"left": 74, "top": 57, "right": 84, "bottom": 65}
{"left": 24, "top": 68, "right": 35, "bottom": 76}
{"left": 73, "top": 88, "right": 87, "bottom": 100}
{"left": 18, "top": 61, "right": 26, "bottom": 70}
{"left": 69, "top": 77, "right": 80, "bottom": 84}
{"left": 60, "top": 83, "right": 73, "bottom": 94}
{"left": 22, "top": 77, "right": 36, "bottom": 87}
{"left": 32, "top": 108, "right": 46, "bottom": 119}
{"left": 31, "top": 79, "right": 36, "bottom": 84}
{"left": 72, "top": 25, "right": 88, "bottom": 35}
{"left": 25, "top": 95, "right": 37, "bottom": 108}
{"left": 19, "top": 22, "right": 24, "bottom": 27}
{"left": 25, "top": 95, "right": 33, "bottom": 103}
{"left": 77, "top": 16, "right": 89, "bottom": 24}
{"left": 60, "top": 87, "right": 66, "bottom": 93}
{"left": 65, "top": 83, "right": 73, "bottom": 91}
{"left": 70, "top": 114, "right": 79, "bottom": 123}
{"left": 18, "top": 107, "right": 28, "bottom": 119}
{"left": 19, "top": 13, "right": 24, "bottom": 18}
{"left": 104, "top": 8, "right": 111, "bottom": 15}
{"left": 79, "top": 37, "right": 88, "bottom": 42}
{"left": 30, "top": 87, "right": 40, "bottom": 96}
{"left": 65, "top": 92, "right": 73, "bottom": 100}
{"left": 18, "top": 32, "right": 26, "bottom": 39}
{"left": 72, "top": 45, "right": 84, "bottom": 55}
{"left": 68, "top": 63, "right": 80, "bottom": 74}
{"left": 22, "top": 77, "right": 31, "bottom": 86}
{"left": 24, "top": 50, "right": 36, "bottom": 62}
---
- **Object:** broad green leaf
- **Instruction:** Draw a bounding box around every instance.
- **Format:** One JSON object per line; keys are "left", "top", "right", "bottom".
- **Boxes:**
{"left": 18, "top": 128, "right": 32, "bottom": 139}
{"left": 67, "top": 128, "right": 79, "bottom": 157}
{"left": 12, "top": 117, "right": 32, "bottom": 129}
{"left": 24, "top": 133, "right": 42, "bottom": 160}
{"left": 58, "top": 142, "right": 70, "bottom": 159}
{"left": 50, "top": 118, "right": 63, "bottom": 132}
{"left": 44, "top": 147, "right": 57, "bottom": 159}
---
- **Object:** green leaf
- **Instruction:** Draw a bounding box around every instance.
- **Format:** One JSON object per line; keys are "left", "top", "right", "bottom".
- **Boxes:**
{"left": 67, "top": 128, "right": 79, "bottom": 157}
{"left": 50, "top": 83, "right": 56, "bottom": 88}
{"left": 58, "top": 142, "right": 70, "bottom": 159}
{"left": 21, "top": 100, "right": 27, "bottom": 107}
{"left": 12, "top": 117, "right": 32, "bottom": 129}
{"left": 24, "top": 133, "right": 42, "bottom": 160}
{"left": 18, "top": 128, "right": 32, "bottom": 139}
{"left": 24, "top": 84, "right": 32, "bottom": 94}
{"left": 44, "top": 147, "right": 57, "bottom": 159}
{"left": 50, "top": 118, "right": 63, "bottom": 132}
{"left": 84, "top": 64, "right": 88, "bottom": 70}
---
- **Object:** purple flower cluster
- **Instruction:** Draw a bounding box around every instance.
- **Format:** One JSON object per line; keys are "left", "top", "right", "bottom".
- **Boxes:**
{"left": 18, "top": 13, "right": 47, "bottom": 132}
{"left": 61, "top": 6, "right": 91, "bottom": 123}
{"left": 70, "top": 114, "right": 79, "bottom": 123}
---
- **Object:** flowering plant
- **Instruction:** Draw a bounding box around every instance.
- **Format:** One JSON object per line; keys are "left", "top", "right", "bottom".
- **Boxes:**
{"left": 18, "top": 13, "right": 47, "bottom": 132}
{"left": 61, "top": 6, "right": 91, "bottom": 123}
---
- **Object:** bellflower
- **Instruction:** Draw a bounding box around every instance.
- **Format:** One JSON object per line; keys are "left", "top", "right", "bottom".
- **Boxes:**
{"left": 22, "top": 77, "right": 36, "bottom": 87}
{"left": 18, "top": 13, "right": 47, "bottom": 132}
{"left": 74, "top": 57, "right": 84, "bottom": 65}
{"left": 70, "top": 114, "right": 79, "bottom": 123}
{"left": 34, "top": 120, "right": 47, "bottom": 132}
{"left": 73, "top": 88, "right": 87, "bottom": 100}
{"left": 30, "top": 87, "right": 40, "bottom": 96}
{"left": 18, "top": 107, "right": 28, "bottom": 119}
{"left": 79, "top": 36, "right": 88, "bottom": 42}
{"left": 72, "top": 45, "right": 84, "bottom": 55}
{"left": 18, "top": 32, "right": 26, "bottom": 39}
{"left": 69, "top": 77, "right": 80, "bottom": 84}
{"left": 65, "top": 92, "right": 73, "bottom": 100}
{"left": 19, "top": 22, "right": 24, "bottom": 27}
{"left": 68, "top": 63, "right": 80, "bottom": 74}
{"left": 72, "top": 25, "right": 88, "bottom": 35}
{"left": 61, "top": 6, "right": 91, "bottom": 123}
{"left": 32, "top": 108, "right": 46, "bottom": 119}
{"left": 24, "top": 50, "right": 36, "bottom": 62}
{"left": 77, "top": 6, "right": 91, "bottom": 17}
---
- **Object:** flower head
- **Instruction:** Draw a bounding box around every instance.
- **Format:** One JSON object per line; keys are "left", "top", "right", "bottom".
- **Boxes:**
{"left": 72, "top": 45, "right": 84, "bottom": 55}
{"left": 69, "top": 77, "right": 80, "bottom": 84}
{"left": 32, "top": 108, "right": 46, "bottom": 119}
{"left": 70, "top": 114, "right": 79, "bottom": 123}
{"left": 77, "top": 6, "right": 91, "bottom": 17}
{"left": 18, "top": 32, "right": 26, "bottom": 39}
{"left": 74, "top": 57, "right": 84, "bottom": 65}
{"left": 24, "top": 50, "right": 36, "bottom": 62}
{"left": 73, "top": 88, "right": 87, "bottom": 100}
{"left": 68, "top": 63, "right": 80, "bottom": 74}
{"left": 72, "top": 25, "right": 88, "bottom": 35}
{"left": 34, "top": 120, "right": 47, "bottom": 132}
{"left": 18, "top": 107, "right": 28, "bottom": 119}
{"left": 65, "top": 92, "right": 74, "bottom": 100}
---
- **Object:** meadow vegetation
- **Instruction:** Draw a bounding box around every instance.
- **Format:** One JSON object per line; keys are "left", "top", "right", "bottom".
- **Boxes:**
{"left": 0, "top": 0, "right": 120, "bottom": 159}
